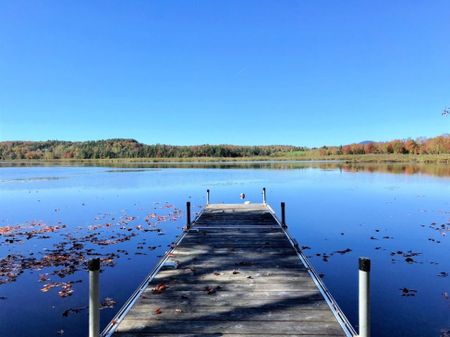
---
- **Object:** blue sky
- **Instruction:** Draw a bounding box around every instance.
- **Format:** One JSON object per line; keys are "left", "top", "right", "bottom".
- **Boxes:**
{"left": 0, "top": 1, "right": 449, "bottom": 147}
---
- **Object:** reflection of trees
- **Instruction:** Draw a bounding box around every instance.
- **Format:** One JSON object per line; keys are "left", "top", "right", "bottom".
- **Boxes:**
{"left": 2, "top": 160, "right": 450, "bottom": 178}
{"left": 338, "top": 163, "right": 450, "bottom": 177}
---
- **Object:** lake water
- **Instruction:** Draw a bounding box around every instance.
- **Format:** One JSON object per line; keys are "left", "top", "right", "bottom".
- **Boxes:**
{"left": 0, "top": 162, "right": 449, "bottom": 337}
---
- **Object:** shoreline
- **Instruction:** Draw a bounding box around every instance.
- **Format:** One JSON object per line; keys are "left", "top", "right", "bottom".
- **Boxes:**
{"left": 1, "top": 154, "right": 450, "bottom": 166}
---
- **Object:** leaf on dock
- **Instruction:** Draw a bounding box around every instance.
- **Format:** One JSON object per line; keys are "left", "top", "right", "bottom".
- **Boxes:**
{"left": 151, "top": 283, "right": 167, "bottom": 294}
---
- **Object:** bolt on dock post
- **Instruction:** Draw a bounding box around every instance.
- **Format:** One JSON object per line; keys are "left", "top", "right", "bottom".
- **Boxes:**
{"left": 186, "top": 201, "right": 191, "bottom": 229}
{"left": 262, "top": 187, "right": 267, "bottom": 204}
{"left": 281, "top": 202, "right": 287, "bottom": 228}
{"left": 206, "top": 189, "right": 210, "bottom": 205}
{"left": 88, "top": 258, "right": 100, "bottom": 337}
{"left": 359, "top": 257, "right": 371, "bottom": 337}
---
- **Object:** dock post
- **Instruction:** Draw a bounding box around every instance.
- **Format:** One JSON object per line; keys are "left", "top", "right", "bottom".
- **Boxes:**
{"left": 262, "top": 187, "right": 267, "bottom": 204}
{"left": 206, "top": 189, "right": 210, "bottom": 205}
{"left": 88, "top": 258, "right": 100, "bottom": 337}
{"left": 359, "top": 257, "right": 371, "bottom": 337}
{"left": 186, "top": 201, "right": 191, "bottom": 229}
{"left": 281, "top": 202, "right": 286, "bottom": 228}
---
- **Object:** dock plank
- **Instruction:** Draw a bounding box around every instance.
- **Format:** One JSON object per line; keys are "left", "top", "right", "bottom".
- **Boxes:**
{"left": 115, "top": 320, "right": 344, "bottom": 335}
{"left": 106, "top": 204, "right": 350, "bottom": 337}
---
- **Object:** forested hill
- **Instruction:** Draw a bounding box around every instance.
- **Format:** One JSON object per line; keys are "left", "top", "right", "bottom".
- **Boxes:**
{"left": 1, "top": 135, "right": 450, "bottom": 160}
{"left": 0, "top": 139, "right": 304, "bottom": 160}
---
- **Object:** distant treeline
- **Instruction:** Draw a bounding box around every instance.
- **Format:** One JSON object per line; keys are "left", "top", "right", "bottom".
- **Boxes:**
{"left": 317, "top": 135, "right": 450, "bottom": 156}
{"left": 0, "top": 139, "right": 304, "bottom": 160}
{"left": 1, "top": 135, "right": 450, "bottom": 160}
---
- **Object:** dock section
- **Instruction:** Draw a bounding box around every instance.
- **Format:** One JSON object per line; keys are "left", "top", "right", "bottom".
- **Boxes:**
{"left": 103, "top": 203, "right": 355, "bottom": 337}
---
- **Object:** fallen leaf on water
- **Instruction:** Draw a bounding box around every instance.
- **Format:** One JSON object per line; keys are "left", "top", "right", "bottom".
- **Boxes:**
{"left": 58, "top": 283, "right": 74, "bottom": 298}
{"left": 440, "top": 329, "right": 450, "bottom": 337}
{"left": 400, "top": 288, "right": 418, "bottom": 296}
{"left": 335, "top": 248, "right": 352, "bottom": 255}
{"left": 38, "top": 273, "right": 50, "bottom": 282}
{"left": 62, "top": 306, "right": 87, "bottom": 317}
{"left": 101, "top": 297, "right": 116, "bottom": 309}
{"left": 41, "top": 282, "right": 60, "bottom": 293}
{"left": 154, "top": 308, "right": 162, "bottom": 315}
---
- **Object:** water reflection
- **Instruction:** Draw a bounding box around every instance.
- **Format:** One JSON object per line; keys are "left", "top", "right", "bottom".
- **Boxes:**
{"left": 0, "top": 164, "right": 449, "bottom": 337}
{"left": 2, "top": 161, "right": 450, "bottom": 178}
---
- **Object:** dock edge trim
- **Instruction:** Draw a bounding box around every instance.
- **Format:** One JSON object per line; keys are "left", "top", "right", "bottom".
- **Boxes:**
{"left": 265, "top": 204, "right": 358, "bottom": 337}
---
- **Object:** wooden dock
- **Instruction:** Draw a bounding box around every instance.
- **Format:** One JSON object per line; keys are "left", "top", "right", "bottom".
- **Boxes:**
{"left": 102, "top": 203, "right": 356, "bottom": 337}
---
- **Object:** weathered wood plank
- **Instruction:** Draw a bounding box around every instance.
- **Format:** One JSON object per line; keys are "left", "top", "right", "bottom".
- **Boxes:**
{"left": 141, "top": 290, "right": 322, "bottom": 300}
{"left": 108, "top": 204, "right": 347, "bottom": 337}
{"left": 116, "top": 320, "right": 344, "bottom": 335}
{"left": 147, "top": 281, "right": 318, "bottom": 291}
{"left": 115, "top": 334, "right": 345, "bottom": 337}
{"left": 154, "top": 270, "right": 312, "bottom": 285}
{"left": 125, "top": 308, "right": 338, "bottom": 322}
{"left": 172, "top": 248, "right": 298, "bottom": 255}
{"left": 169, "top": 255, "right": 304, "bottom": 266}
{"left": 178, "top": 243, "right": 294, "bottom": 249}
{"left": 172, "top": 259, "right": 306, "bottom": 269}
{"left": 189, "top": 236, "right": 284, "bottom": 241}
{"left": 128, "top": 297, "right": 331, "bottom": 310}
{"left": 191, "top": 228, "right": 282, "bottom": 233}
{"left": 126, "top": 300, "right": 334, "bottom": 312}
{"left": 152, "top": 274, "right": 315, "bottom": 286}
{"left": 183, "top": 233, "right": 288, "bottom": 239}
{"left": 149, "top": 278, "right": 317, "bottom": 291}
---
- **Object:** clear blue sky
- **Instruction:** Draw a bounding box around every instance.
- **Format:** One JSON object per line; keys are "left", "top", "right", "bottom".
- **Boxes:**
{"left": 0, "top": 1, "right": 449, "bottom": 147}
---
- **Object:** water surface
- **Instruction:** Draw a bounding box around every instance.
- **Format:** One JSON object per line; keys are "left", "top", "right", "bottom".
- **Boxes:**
{"left": 0, "top": 162, "right": 449, "bottom": 337}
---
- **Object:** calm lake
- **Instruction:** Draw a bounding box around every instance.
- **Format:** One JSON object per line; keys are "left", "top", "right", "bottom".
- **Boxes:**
{"left": 0, "top": 162, "right": 449, "bottom": 337}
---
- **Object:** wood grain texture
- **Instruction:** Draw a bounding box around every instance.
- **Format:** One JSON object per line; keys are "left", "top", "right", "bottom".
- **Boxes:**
{"left": 109, "top": 204, "right": 346, "bottom": 337}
